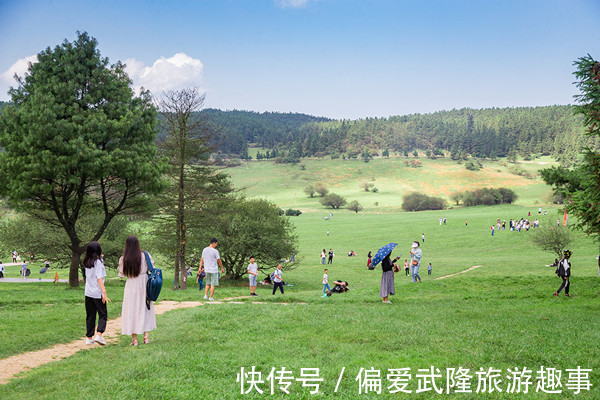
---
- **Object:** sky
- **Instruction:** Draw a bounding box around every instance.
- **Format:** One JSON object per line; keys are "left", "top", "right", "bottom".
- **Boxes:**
{"left": 0, "top": 0, "right": 599, "bottom": 120}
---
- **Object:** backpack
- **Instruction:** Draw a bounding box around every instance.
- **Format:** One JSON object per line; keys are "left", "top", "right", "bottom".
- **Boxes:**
{"left": 144, "top": 251, "right": 163, "bottom": 310}
{"left": 271, "top": 271, "right": 276, "bottom": 281}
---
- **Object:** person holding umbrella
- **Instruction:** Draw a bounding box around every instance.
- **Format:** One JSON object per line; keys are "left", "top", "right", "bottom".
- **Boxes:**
{"left": 372, "top": 243, "right": 400, "bottom": 304}
{"left": 410, "top": 241, "right": 422, "bottom": 283}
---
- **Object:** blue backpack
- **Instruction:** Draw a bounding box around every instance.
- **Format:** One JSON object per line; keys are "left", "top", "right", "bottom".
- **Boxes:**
{"left": 145, "top": 251, "right": 163, "bottom": 310}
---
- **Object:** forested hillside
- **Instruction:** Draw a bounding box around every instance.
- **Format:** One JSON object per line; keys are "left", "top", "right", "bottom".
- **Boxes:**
{"left": 201, "top": 105, "right": 598, "bottom": 166}
{"left": 3, "top": 99, "right": 596, "bottom": 165}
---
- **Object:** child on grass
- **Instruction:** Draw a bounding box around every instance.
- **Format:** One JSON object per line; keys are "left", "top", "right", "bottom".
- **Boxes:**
{"left": 323, "top": 268, "right": 330, "bottom": 293}
{"left": 428, "top": 263, "right": 432, "bottom": 275}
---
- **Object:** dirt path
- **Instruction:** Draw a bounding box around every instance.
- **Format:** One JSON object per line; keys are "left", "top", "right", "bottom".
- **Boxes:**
{"left": 434, "top": 265, "right": 482, "bottom": 280}
{"left": 0, "top": 296, "right": 303, "bottom": 385}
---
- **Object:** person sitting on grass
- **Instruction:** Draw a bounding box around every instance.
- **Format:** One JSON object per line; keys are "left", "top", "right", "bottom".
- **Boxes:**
{"left": 327, "top": 280, "right": 349, "bottom": 295}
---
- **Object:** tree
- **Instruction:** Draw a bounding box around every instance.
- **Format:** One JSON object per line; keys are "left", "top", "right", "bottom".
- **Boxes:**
{"left": 192, "top": 197, "right": 298, "bottom": 279}
{"left": 361, "top": 149, "right": 373, "bottom": 163}
{"left": 320, "top": 193, "right": 347, "bottom": 209}
{"left": 314, "top": 183, "right": 329, "bottom": 197}
{"left": 382, "top": 149, "right": 390, "bottom": 158}
{"left": 347, "top": 200, "right": 364, "bottom": 213}
{"left": 531, "top": 223, "right": 573, "bottom": 259}
{"left": 450, "top": 192, "right": 463, "bottom": 205}
{"left": 402, "top": 192, "right": 445, "bottom": 211}
{"left": 0, "top": 32, "right": 164, "bottom": 286}
{"left": 542, "top": 55, "right": 600, "bottom": 242}
{"left": 360, "top": 182, "right": 374, "bottom": 192}
{"left": 304, "top": 184, "right": 316, "bottom": 198}
{"left": 412, "top": 150, "right": 419, "bottom": 157}
{"left": 156, "top": 87, "right": 212, "bottom": 290}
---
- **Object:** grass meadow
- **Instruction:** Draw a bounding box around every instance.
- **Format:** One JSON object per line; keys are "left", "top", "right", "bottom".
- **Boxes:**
{"left": 1, "top": 157, "right": 599, "bottom": 399}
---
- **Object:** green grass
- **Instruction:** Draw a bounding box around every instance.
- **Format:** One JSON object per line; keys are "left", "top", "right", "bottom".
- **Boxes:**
{"left": 227, "top": 156, "right": 556, "bottom": 212}
{"left": 1, "top": 157, "right": 599, "bottom": 398}
{"left": 1, "top": 203, "right": 599, "bottom": 398}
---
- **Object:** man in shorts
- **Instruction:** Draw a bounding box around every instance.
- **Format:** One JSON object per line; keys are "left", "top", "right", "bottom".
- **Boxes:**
{"left": 247, "top": 256, "right": 258, "bottom": 296}
{"left": 198, "top": 238, "right": 225, "bottom": 301}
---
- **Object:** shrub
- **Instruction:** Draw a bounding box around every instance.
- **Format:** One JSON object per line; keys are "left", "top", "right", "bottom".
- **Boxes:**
{"left": 459, "top": 187, "right": 518, "bottom": 206}
{"left": 402, "top": 192, "right": 445, "bottom": 211}
{"left": 285, "top": 209, "right": 302, "bottom": 216}
{"left": 347, "top": 200, "right": 364, "bottom": 213}
{"left": 320, "top": 193, "right": 347, "bottom": 209}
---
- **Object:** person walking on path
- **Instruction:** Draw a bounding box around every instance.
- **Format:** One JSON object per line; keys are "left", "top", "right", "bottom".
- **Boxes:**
{"left": 20, "top": 262, "right": 27, "bottom": 279}
{"left": 272, "top": 264, "right": 284, "bottom": 295}
{"left": 404, "top": 259, "right": 410, "bottom": 276}
{"left": 198, "top": 238, "right": 225, "bottom": 301}
{"left": 328, "top": 249, "right": 334, "bottom": 264}
{"left": 380, "top": 252, "right": 400, "bottom": 304}
{"left": 410, "top": 241, "right": 422, "bottom": 283}
{"left": 321, "top": 249, "right": 327, "bottom": 265}
{"left": 83, "top": 241, "right": 109, "bottom": 346}
{"left": 0, "top": 261, "right": 4, "bottom": 278}
{"left": 118, "top": 235, "right": 156, "bottom": 346}
{"left": 248, "top": 257, "right": 259, "bottom": 296}
{"left": 322, "top": 268, "right": 331, "bottom": 293}
{"left": 554, "top": 250, "right": 572, "bottom": 297}
{"left": 11, "top": 251, "right": 16, "bottom": 263}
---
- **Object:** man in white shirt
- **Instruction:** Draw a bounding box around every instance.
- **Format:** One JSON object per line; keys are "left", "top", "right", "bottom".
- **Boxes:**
{"left": 198, "top": 238, "right": 225, "bottom": 301}
{"left": 248, "top": 257, "right": 258, "bottom": 296}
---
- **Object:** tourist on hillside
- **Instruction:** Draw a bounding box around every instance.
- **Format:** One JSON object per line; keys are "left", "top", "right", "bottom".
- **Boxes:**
{"left": 0, "top": 261, "right": 4, "bottom": 278}
{"left": 248, "top": 256, "right": 258, "bottom": 296}
{"left": 554, "top": 249, "right": 572, "bottom": 297}
{"left": 11, "top": 251, "right": 16, "bottom": 263}
{"left": 330, "top": 280, "right": 349, "bottom": 293}
{"left": 20, "top": 262, "right": 27, "bottom": 279}
{"left": 198, "top": 238, "right": 225, "bottom": 301}
{"left": 328, "top": 249, "right": 334, "bottom": 264}
{"left": 422, "top": 233, "right": 425, "bottom": 243}
{"left": 118, "top": 235, "right": 156, "bottom": 346}
{"left": 272, "top": 263, "right": 284, "bottom": 295}
{"left": 83, "top": 241, "right": 109, "bottom": 346}
{"left": 322, "top": 268, "right": 330, "bottom": 293}
{"left": 404, "top": 259, "right": 410, "bottom": 276}
{"left": 321, "top": 249, "right": 327, "bottom": 265}
{"left": 491, "top": 225, "right": 495, "bottom": 236}
{"left": 427, "top": 262, "right": 432, "bottom": 276}
{"left": 380, "top": 252, "right": 399, "bottom": 304}
{"left": 410, "top": 241, "right": 422, "bottom": 283}
{"left": 367, "top": 251, "right": 373, "bottom": 269}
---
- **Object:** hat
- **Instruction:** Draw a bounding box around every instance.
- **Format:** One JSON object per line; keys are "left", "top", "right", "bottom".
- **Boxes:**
{"left": 563, "top": 249, "right": 572, "bottom": 258}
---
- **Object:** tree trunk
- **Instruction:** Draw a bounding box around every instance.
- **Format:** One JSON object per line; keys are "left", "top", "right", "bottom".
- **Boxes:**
{"left": 69, "top": 249, "right": 83, "bottom": 287}
{"left": 173, "top": 251, "right": 180, "bottom": 289}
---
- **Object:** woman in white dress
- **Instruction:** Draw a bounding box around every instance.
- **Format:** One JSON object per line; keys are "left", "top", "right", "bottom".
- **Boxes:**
{"left": 118, "top": 235, "right": 156, "bottom": 346}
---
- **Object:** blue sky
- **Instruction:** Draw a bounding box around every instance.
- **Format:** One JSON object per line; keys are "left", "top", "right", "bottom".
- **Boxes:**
{"left": 0, "top": 0, "right": 599, "bottom": 119}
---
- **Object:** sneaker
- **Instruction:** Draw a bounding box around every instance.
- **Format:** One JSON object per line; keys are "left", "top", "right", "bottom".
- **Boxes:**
{"left": 85, "top": 338, "right": 96, "bottom": 345}
{"left": 553, "top": 292, "right": 558, "bottom": 297}
{"left": 383, "top": 300, "right": 392, "bottom": 304}
{"left": 203, "top": 295, "right": 208, "bottom": 300}
{"left": 94, "top": 335, "right": 106, "bottom": 346}
{"left": 209, "top": 297, "right": 214, "bottom": 301}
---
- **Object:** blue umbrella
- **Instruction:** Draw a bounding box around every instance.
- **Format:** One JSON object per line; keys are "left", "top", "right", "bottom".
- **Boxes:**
{"left": 371, "top": 243, "right": 398, "bottom": 267}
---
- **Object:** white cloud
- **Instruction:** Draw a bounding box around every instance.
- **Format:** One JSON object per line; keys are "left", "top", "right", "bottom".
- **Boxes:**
{"left": 276, "top": 0, "right": 311, "bottom": 9}
{"left": 124, "top": 53, "right": 204, "bottom": 95}
{"left": 0, "top": 55, "right": 37, "bottom": 100}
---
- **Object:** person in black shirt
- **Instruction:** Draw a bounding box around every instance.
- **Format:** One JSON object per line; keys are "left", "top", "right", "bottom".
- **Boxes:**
{"left": 379, "top": 253, "right": 399, "bottom": 304}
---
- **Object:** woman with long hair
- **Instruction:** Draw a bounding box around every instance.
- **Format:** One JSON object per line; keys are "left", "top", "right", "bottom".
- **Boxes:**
{"left": 118, "top": 235, "right": 156, "bottom": 346}
{"left": 83, "top": 241, "right": 109, "bottom": 345}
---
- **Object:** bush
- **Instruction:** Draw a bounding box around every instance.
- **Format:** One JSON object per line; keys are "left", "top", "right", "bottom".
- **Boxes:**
{"left": 320, "top": 193, "right": 347, "bottom": 209}
{"left": 401, "top": 192, "right": 445, "bottom": 211}
{"left": 285, "top": 209, "right": 302, "bottom": 216}
{"left": 460, "top": 187, "right": 518, "bottom": 206}
{"left": 347, "top": 200, "right": 363, "bottom": 213}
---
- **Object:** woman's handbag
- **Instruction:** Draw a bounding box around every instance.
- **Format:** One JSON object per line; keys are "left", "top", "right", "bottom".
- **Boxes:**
{"left": 412, "top": 260, "right": 418, "bottom": 266}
